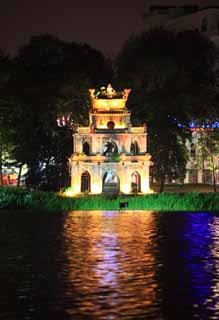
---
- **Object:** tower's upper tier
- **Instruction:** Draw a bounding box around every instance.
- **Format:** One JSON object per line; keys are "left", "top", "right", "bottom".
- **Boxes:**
{"left": 89, "top": 84, "right": 131, "bottom": 112}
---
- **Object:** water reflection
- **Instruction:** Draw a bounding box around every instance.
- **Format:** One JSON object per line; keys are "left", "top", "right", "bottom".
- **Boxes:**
{"left": 2, "top": 210, "right": 219, "bottom": 319}
{"left": 62, "top": 211, "right": 161, "bottom": 319}
{"left": 184, "top": 213, "right": 219, "bottom": 319}
{"left": 209, "top": 215, "right": 219, "bottom": 317}
{"left": 157, "top": 212, "right": 219, "bottom": 320}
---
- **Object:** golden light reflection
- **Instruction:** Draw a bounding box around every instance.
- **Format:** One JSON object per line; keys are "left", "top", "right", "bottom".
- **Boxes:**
{"left": 62, "top": 210, "right": 160, "bottom": 318}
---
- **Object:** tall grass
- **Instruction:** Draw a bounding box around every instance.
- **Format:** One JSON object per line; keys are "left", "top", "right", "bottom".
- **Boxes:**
{"left": 1, "top": 187, "right": 219, "bottom": 211}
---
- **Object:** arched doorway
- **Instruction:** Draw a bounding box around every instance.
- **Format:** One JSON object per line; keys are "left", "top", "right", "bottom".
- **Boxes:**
{"left": 103, "top": 170, "right": 120, "bottom": 194}
{"left": 83, "top": 141, "right": 90, "bottom": 155}
{"left": 81, "top": 171, "right": 91, "bottom": 192}
{"left": 131, "top": 171, "right": 141, "bottom": 192}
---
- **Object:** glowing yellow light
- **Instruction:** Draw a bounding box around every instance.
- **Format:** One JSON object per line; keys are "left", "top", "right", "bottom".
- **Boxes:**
{"left": 141, "top": 185, "right": 150, "bottom": 193}
{"left": 68, "top": 85, "right": 151, "bottom": 195}
{"left": 121, "top": 154, "right": 126, "bottom": 161}
{"left": 121, "top": 184, "right": 131, "bottom": 194}
{"left": 91, "top": 184, "right": 102, "bottom": 194}
{"left": 63, "top": 189, "right": 77, "bottom": 197}
{"left": 96, "top": 153, "right": 101, "bottom": 161}
{"left": 93, "top": 99, "right": 126, "bottom": 111}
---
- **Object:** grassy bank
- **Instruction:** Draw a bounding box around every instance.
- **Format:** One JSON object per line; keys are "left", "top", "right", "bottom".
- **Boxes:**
{"left": 1, "top": 186, "right": 219, "bottom": 211}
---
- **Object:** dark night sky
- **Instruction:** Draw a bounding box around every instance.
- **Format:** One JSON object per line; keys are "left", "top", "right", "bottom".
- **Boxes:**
{"left": 0, "top": 0, "right": 146, "bottom": 58}
{"left": 1, "top": 0, "right": 218, "bottom": 58}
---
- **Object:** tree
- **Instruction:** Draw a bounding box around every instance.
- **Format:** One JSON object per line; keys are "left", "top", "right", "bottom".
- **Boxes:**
{"left": 116, "top": 29, "right": 218, "bottom": 191}
{"left": 7, "top": 34, "right": 113, "bottom": 190}
{"left": 195, "top": 130, "right": 219, "bottom": 192}
{"left": 0, "top": 52, "right": 15, "bottom": 186}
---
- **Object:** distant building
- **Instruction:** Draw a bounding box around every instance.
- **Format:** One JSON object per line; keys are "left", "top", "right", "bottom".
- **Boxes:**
{"left": 185, "top": 128, "right": 219, "bottom": 185}
{"left": 144, "top": 3, "right": 219, "bottom": 186}
{"left": 144, "top": 3, "right": 219, "bottom": 84}
{"left": 144, "top": 3, "right": 219, "bottom": 42}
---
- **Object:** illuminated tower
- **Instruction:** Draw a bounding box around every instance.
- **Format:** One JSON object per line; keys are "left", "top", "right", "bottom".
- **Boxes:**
{"left": 69, "top": 84, "right": 151, "bottom": 195}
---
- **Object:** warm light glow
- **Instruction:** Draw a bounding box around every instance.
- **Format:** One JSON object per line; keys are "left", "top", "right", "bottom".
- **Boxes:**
{"left": 93, "top": 99, "right": 126, "bottom": 111}
{"left": 91, "top": 184, "right": 102, "bottom": 194}
{"left": 120, "top": 183, "right": 131, "bottom": 194}
{"left": 97, "top": 123, "right": 126, "bottom": 129}
{"left": 63, "top": 211, "right": 158, "bottom": 316}
{"left": 120, "top": 154, "right": 126, "bottom": 161}
{"left": 62, "top": 187, "right": 77, "bottom": 197}
{"left": 141, "top": 184, "right": 150, "bottom": 193}
{"left": 78, "top": 127, "right": 90, "bottom": 134}
{"left": 68, "top": 85, "right": 151, "bottom": 195}
{"left": 96, "top": 153, "right": 101, "bottom": 161}
{"left": 131, "top": 127, "right": 145, "bottom": 133}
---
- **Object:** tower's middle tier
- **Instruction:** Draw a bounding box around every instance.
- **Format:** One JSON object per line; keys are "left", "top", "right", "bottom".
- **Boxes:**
{"left": 89, "top": 111, "right": 131, "bottom": 130}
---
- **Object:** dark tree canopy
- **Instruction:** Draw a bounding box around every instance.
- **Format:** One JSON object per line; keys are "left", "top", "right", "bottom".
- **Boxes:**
{"left": 2, "top": 34, "right": 114, "bottom": 190}
{"left": 1, "top": 29, "right": 218, "bottom": 192}
{"left": 116, "top": 29, "right": 218, "bottom": 191}
{"left": 0, "top": 52, "right": 15, "bottom": 185}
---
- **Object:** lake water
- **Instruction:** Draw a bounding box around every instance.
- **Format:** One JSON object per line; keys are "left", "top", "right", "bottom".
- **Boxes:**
{"left": 1, "top": 210, "right": 219, "bottom": 319}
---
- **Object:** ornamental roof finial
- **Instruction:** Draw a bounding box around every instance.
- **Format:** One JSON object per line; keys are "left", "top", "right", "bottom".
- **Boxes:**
{"left": 106, "top": 84, "right": 115, "bottom": 98}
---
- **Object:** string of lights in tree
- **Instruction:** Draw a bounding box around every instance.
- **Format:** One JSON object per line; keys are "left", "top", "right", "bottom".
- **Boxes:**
{"left": 177, "top": 121, "right": 219, "bottom": 130}
{"left": 57, "top": 112, "right": 78, "bottom": 131}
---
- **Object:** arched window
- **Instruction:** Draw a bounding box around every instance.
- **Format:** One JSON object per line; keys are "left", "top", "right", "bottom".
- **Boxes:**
{"left": 131, "top": 171, "right": 141, "bottom": 192}
{"left": 130, "top": 141, "right": 139, "bottom": 155}
{"left": 81, "top": 171, "right": 91, "bottom": 192}
{"left": 102, "top": 170, "right": 120, "bottom": 194}
{"left": 83, "top": 142, "right": 90, "bottom": 155}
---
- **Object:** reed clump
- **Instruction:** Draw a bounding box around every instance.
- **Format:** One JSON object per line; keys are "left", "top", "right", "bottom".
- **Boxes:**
{"left": 1, "top": 187, "right": 219, "bottom": 211}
